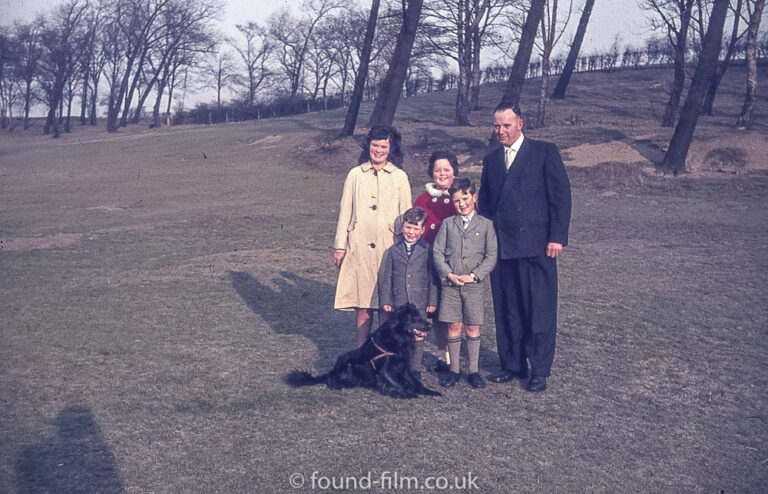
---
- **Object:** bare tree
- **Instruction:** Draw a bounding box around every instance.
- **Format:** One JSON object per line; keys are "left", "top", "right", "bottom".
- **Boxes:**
{"left": 534, "top": 0, "right": 574, "bottom": 127}
{"left": 104, "top": 0, "right": 171, "bottom": 133}
{"left": 268, "top": 0, "right": 340, "bottom": 98}
{"left": 551, "top": 0, "right": 595, "bottom": 99}
{"left": 735, "top": 0, "right": 765, "bottom": 128}
{"left": 341, "top": 0, "right": 381, "bottom": 136}
{"left": 12, "top": 22, "right": 44, "bottom": 130}
{"left": 423, "top": 0, "right": 508, "bottom": 125}
{"left": 204, "top": 45, "right": 237, "bottom": 109}
{"left": 642, "top": 0, "right": 696, "bottom": 127}
{"left": 368, "top": 0, "right": 425, "bottom": 127}
{"left": 232, "top": 21, "right": 273, "bottom": 107}
{"left": 698, "top": 0, "right": 748, "bottom": 115}
{"left": 134, "top": 0, "right": 218, "bottom": 125}
{"left": 499, "top": 0, "right": 546, "bottom": 108}
{"left": 659, "top": 0, "right": 729, "bottom": 174}
{"left": 38, "top": 0, "right": 88, "bottom": 137}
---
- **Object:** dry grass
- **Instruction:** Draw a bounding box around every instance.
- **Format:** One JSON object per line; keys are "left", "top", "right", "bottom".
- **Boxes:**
{"left": 1, "top": 65, "right": 767, "bottom": 493}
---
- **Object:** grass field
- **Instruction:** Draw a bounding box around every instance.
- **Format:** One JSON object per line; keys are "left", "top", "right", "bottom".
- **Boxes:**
{"left": 1, "top": 65, "right": 767, "bottom": 493}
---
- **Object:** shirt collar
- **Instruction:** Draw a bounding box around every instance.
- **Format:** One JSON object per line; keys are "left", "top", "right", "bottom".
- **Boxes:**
{"left": 505, "top": 133, "right": 525, "bottom": 153}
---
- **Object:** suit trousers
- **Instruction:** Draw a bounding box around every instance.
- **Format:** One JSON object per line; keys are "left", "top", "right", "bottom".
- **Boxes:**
{"left": 491, "top": 256, "right": 558, "bottom": 377}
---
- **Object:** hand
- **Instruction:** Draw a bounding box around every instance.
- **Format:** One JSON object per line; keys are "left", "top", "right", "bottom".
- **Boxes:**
{"left": 382, "top": 305, "right": 393, "bottom": 312}
{"left": 546, "top": 242, "right": 563, "bottom": 258}
{"left": 426, "top": 306, "right": 437, "bottom": 314}
{"left": 446, "top": 273, "right": 464, "bottom": 286}
{"left": 333, "top": 250, "right": 346, "bottom": 267}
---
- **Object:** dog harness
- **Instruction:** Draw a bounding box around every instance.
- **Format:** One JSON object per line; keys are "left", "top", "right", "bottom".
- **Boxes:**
{"left": 368, "top": 338, "right": 394, "bottom": 370}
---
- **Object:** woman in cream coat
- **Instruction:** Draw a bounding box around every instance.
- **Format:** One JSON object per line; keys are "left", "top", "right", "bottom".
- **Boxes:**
{"left": 333, "top": 125, "right": 412, "bottom": 347}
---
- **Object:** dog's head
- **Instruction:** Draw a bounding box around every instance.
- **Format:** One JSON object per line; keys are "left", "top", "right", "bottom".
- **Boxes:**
{"left": 392, "top": 304, "right": 431, "bottom": 340}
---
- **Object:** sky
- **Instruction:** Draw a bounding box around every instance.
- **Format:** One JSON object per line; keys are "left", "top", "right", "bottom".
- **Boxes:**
{"left": 1, "top": 0, "right": 655, "bottom": 55}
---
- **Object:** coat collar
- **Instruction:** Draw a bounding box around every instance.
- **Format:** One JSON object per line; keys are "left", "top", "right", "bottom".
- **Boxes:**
{"left": 425, "top": 182, "right": 450, "bottom": 197}
{"left": 361, "top": 161, "right": 398, "bottom": 174}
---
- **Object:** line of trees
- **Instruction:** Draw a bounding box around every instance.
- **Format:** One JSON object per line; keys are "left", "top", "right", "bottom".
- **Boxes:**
{"left": 0, "top": 0, "right": 766, "bottom": 173}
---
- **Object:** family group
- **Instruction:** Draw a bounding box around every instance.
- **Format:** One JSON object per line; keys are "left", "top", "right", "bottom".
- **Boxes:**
{"left": 332, "top": 104, "right": 572, "bottom": 393}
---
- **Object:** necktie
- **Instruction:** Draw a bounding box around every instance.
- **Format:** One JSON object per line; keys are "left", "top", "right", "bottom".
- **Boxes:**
{"left": 505, "top": 146, "right": 516, "bottom": 169}
{"left": 462, "top": 217, "right": 470, "bottom": 230}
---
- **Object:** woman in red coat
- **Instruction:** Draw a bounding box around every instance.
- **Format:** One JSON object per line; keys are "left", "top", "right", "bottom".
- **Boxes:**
{"left": 413, "top": 149, "right": 459, "bottom": 372}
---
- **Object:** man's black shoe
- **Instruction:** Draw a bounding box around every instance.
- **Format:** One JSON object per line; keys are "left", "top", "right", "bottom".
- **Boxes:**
{"left": 439, "top": 371, "right": 460, "bottom": 388}
{"left": 488, "top": 369, "right": 528, "bottom": 383}
{"left": 467, "top": 372, "right": 486, "bottom": 389}
{"left": 525, "top": 376, "right": 547, "bottom": 392}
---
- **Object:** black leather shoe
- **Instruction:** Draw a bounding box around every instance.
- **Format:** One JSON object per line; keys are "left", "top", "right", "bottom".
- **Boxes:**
{"left": 488, "top": 369, "right": 528, "bottom": 383}
{"left": 525, "top": 376, "right": 547, "bottom": 392}
{"left": 467, "top": 372, "right": 486, "bottom": 389}
{"left": 439, "top": 371, "right": 460, "bottom": 388}
{"left": 430, "top": 360, "right": 450, "bottom": 374}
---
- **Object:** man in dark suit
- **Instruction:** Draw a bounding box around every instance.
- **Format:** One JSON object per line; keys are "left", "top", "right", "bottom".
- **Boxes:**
{"left": 477, "top": 103, "right": 572, "bottom": 392}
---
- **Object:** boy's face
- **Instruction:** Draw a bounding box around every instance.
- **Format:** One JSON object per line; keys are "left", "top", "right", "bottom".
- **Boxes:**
{"left": 402, "top": 221, "right": 425, "bottom": 243}
{"left": 451, "top": 189, "right": 477, "bottom": 218}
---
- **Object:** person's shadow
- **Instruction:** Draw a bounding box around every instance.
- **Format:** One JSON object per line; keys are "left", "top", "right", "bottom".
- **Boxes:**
{"left": 16, "top": 406, "right": 125, "bottom": 494}
{"left": 229, "top": 270, "right": 353, "bottom": 370}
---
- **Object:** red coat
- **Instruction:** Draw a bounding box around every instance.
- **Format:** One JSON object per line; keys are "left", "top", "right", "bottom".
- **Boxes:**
{"left": 414, "top": 183, "right": 455, "bottom": 244}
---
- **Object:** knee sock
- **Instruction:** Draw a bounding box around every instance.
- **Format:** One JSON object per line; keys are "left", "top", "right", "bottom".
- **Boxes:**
{"left": 467, "top": 335, "right": 480, "bottom": 374}
{"left": 411, "top": 339, "right": 424, "bottom": 371}
{"left": 447, "top": 337, "right": 462, "bottom": 374}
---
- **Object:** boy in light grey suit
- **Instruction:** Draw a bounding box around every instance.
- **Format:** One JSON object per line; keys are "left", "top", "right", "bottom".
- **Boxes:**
{"left": 433, "top": 178, "right": 497, "bottom": 388}
{"left": 378, "top": 207, "right": 438, "bottom": 373}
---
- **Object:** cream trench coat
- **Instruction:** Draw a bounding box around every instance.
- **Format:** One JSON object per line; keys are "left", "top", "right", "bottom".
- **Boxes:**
{"left": 334, "top": 161, "right": 412, "bottom": 310}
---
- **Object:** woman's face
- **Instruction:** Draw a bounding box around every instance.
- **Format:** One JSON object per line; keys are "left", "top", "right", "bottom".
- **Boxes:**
{"left": 432, "top": 159, "right": 455, "bottom": 190}
{"left": 369, "top": 138, "right": 391, "bottom": 167}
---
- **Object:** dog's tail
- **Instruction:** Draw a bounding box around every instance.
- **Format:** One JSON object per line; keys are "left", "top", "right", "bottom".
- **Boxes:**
{"left": 284, "top": 370, "right": 327, "bottom": 387}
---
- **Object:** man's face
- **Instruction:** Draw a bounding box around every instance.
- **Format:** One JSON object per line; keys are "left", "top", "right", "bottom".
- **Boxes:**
{"left": 451, "top": 189, "right": 477, "bottom": 218}
{"left": 402, "top": 221, "right": 425, "bottom": 243}
{"left": 493, "top": 109, "right": 524, "bottom": 147}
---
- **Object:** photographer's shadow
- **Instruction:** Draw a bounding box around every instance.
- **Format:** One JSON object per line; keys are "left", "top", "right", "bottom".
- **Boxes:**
{"left": 16, "top": 406, "right": 125, "bottom": 494}
{"left": 229, "top": 270, "right": 352, "bottom": 369}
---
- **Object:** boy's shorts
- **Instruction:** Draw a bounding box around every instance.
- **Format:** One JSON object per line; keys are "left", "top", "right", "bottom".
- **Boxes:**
{"left": 438, "top": 283, "right": 485, "bottom": 325}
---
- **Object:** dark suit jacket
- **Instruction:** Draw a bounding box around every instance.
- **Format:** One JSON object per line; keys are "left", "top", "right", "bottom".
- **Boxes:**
{"left": 378, "top": 238, "right": 438, "bottom": 317}
{"left": 478, "top": 137, "right": 572, "bottom": 259}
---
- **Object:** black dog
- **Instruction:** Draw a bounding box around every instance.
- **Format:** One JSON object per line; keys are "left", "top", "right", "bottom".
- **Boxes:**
{"left": 285, "top": 304, "right": 441, "bottom": 398}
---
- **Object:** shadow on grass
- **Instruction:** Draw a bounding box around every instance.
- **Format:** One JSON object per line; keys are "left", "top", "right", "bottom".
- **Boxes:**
{"left": 16, "top": 406, "right": 125, "bottom": 494}
{"left": 229, "top": 270, "right": 352, "bottom": 369}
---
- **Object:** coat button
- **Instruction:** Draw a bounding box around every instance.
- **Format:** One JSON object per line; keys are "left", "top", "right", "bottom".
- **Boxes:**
{"left": 371, "top": 205, "right": 377, "bottom": 210}
{"left": 370, "top": 243, "right": 376, "bottom": 248}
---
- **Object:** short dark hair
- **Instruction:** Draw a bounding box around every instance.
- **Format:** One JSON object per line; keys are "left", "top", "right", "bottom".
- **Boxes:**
{"left": 358, "top": 125, "right": 404, "bottom": 167}
{"left": 494, "top": 102, "right": 523, "bottom": 118}
{"left": 427, "top": 149, "right": 460, "bottom": 178}
{"left": 448, "top": 177, "right": 476, "bottom": 196}
{"left": 402, "top": 207, "right": 427, "bottom": 226}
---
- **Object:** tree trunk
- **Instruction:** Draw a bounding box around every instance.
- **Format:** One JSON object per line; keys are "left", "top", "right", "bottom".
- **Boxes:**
{"left": 23, "top": 81, "right": 32, "bottom": 130}
{"left": 368, "top": 0, "right": 424, "bottom": 127}
{"left": 735, "top": 0, "right": 764, "bottom": 129}
{"left": 341, "top": 0, "right": 380, "bottom": 137}
{"left": 499, "top": 0, "right": 545, "bottom": 108}
{"left": 455, "top": 1, "right": 472, "bottom": 126}
{"left": 551, "top": 0, "right": 595, "bottom": 99}
{"left": 662, "top": 0, "right": 694, "bottom": 127}
{"left": 470, "top": 13, "right": 483, "bottom": 111}
{"left": 701, "top": 0, "right": 743, "bottom": 116}
{"left": 659, "top": 0, "right": 729, "bottom": 175}
{"left": 536, "top": 49, "right": 550, "bottom": 127}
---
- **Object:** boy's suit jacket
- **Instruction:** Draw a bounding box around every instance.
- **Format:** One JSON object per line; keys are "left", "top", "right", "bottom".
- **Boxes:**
{"left": 378, "top": 238, "right": 438, "bottom": 316}
{"left": 477, "top": 138, "right": 571, "bottom": 259}
{"left": 432, "top": 214, "right": 498, "bottom": 283}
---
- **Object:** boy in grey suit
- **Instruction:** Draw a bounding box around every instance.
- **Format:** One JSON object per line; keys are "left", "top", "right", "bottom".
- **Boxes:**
{"left": 433, "top": 178, "right": 497, "bottom": 388}
{"left": 378, "top": 207, "right": 438, "bottom": 373}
